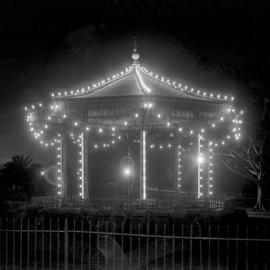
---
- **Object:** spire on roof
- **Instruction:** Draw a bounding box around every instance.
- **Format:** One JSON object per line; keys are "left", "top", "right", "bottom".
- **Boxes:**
{"left": 131, "top": 36, "right": 140, "bottom": 63}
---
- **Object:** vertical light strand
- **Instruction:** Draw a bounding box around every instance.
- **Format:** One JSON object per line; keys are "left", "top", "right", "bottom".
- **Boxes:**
{"left": 56, "top": 134, "right": 63, "bottom": 196}
{"left": 81, "top": 132, "right": 85, "bottom": 199}
{"left": 197, "top": 133, "right": 204, "bottom": 199}
{"left": 208, "top": 142, "right": 214, "bottom": 197}
{"left": 200, "top": 135, "right": 205, "bottom": 198}
{"left": 177, "top": 145, "right": 182, "bottom": 191}
{"left": 78, "top": 133, "right": 84, "bottom": 199}
{"left": 142, "top": 130, "right": 146, "bottom": 200}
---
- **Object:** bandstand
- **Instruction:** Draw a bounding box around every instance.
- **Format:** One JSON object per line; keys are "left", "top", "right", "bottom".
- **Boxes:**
{"left": 25, "top": 47, "right": 243, "bottom": 202}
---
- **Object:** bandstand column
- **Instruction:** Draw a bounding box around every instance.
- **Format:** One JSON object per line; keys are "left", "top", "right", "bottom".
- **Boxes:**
{"left": 140, "top": 129, "right": 147, "bottom": 200}
{"left": 207, "top": 143, "right": 214, "bottom": 197}
{"left": 197, "top": 133, "right": 202, "bottom": 199}
{"left": 176, "top": 144, "right": 182, "bottom": 192}
{"left": 79, "top": 132, "right": 89, "bottom": 200}
{"left": 58, "top": 132, "right": 68, "bottom": 198}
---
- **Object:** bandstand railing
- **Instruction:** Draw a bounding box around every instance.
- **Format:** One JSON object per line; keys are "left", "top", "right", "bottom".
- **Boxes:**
{"left": 31, "top": 195, "right": 224, "bottom": 210}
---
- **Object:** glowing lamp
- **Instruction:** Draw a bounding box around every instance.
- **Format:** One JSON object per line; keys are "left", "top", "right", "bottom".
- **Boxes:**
{"left": 123, "top": 167, "right": 131, "bottom": 177}
{"left": 197, "top": 155, "right": 204, "bottom": 164}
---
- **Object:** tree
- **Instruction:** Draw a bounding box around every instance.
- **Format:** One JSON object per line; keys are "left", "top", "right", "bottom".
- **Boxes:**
{"left": 0, "top": 155, "right": 35, "bottom": 201}
{"left": 216, "top": 92, "right": 270, "bottom": 210}
{"left": 215, "top": 136, "right": 268, "bottom": 210}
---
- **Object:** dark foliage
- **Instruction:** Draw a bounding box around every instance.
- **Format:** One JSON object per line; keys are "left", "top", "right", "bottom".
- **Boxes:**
{"left": 0, "top": 155, "right": 35, "bottom": 201}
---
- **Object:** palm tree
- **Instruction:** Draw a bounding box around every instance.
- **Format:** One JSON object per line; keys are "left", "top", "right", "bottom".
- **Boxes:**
{"left": 0, "top": 155, "right": 35, "bottom": 201}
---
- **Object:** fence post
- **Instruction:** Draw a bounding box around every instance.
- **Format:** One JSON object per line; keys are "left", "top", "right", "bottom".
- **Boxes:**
{"left": 64, "top": 218, "right": 68, "bottom": 270}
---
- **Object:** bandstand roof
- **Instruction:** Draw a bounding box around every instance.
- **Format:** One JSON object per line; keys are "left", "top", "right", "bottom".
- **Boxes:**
{"left": 53, "top": 62, "right": 233, "bottom": 104}
{"left": 46, "top": 45, "right": 234, "bottom": 104}
{"left": 70, "top": 64, "right": 219, "bottom": 101}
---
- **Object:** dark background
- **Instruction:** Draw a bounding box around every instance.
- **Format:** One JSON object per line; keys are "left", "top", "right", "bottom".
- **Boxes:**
{"left": 0, "top": 0, "right": 269, "bottom": 195}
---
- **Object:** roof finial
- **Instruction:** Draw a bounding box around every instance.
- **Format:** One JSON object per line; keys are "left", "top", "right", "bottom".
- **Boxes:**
{"left": 132, "top": 36, "right": 140, "bottom": 63}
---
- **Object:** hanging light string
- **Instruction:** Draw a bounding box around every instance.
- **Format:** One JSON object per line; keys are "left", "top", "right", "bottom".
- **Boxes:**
{"left": 208, "top": 141, "right": 214, "bottom": 197}
{"left": 177, "top": 145, "right": 182, "bottom": 191}
{"left": 56, "top": 133, "right": 63, "bottom": 196}
{"left": 45, "top": 62, "right": 235, "bottom": 101}
{"left": 78, "top": 133, "right": 84, "bottom": 198}
{"left": 197, "top": 133, "right": 205, "bottom": 198}
{"left": 138, "top": 65, "right": 234, "bottom": 102}
{"left": 25, "top": 101, "right": 244, "bottom": 151}
{"left": 49, "top": 66, "right": 134, "bottom": 99}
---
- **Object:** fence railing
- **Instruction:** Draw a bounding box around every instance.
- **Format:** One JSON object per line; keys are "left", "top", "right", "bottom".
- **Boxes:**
{"left": 31, "top": 196, "right": 227, "bottom": 211}
{"left": 0, "top": 217, "right": 269, "bottom": 269}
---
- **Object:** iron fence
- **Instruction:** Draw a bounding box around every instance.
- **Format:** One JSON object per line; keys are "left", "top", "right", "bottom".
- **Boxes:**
{"left": 0, "top": 217, "right": 269, "bottom": 269}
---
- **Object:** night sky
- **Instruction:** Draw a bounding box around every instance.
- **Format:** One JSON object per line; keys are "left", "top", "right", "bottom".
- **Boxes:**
{"left": 0, "top": 0, "right": 269, "bottom": 174}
